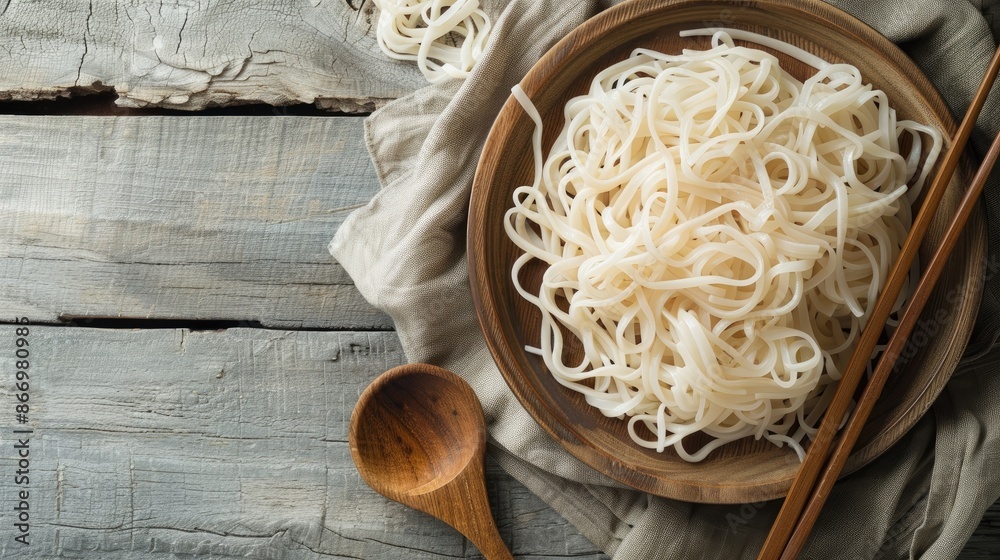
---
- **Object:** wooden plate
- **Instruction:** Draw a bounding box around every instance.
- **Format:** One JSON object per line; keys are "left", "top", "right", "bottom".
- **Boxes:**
{"left": 468, "top": 0, "right": 985, "bottom": 503}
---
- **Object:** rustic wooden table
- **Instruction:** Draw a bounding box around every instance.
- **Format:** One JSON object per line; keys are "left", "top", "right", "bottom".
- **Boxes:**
{"left": 0, "top": 1, "right": 996, "bottom": 558}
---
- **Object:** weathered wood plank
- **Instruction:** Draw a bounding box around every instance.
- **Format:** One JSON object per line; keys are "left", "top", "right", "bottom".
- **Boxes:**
{"left": 0, "top": 326, "right": 606, "bottom": 559}
{"left": 0, "top": 115, "right": 390, "bottom": 330}
{"left": 0, "top": 0, "right": 424, "bottom": 112}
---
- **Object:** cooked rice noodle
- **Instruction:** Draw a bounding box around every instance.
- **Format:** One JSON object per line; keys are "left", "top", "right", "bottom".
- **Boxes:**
{"left": 505, "top": 31, "right": 941, "bottom": 462}
{"left": 373, "top": 0, "right": 492, "bottom": 83}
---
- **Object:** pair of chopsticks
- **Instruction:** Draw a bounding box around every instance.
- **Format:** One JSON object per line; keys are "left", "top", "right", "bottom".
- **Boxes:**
{"left": 758, "top": 43, "right": 1000, "bottom": 560}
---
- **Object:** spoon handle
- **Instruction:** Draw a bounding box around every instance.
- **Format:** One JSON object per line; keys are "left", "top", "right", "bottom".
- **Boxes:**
{"left": 464, "top": 519, "right": 514, "bottom": 560}
{"left": 445, "top": 464, "right": 514, "bottom": 560}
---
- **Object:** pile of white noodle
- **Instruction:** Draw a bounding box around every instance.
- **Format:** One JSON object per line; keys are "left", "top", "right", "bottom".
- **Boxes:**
{"left": 505, "top": 30, "right": 941, "bottom": 462}
{"left": 372, "top": 0, "right": 492, "bottom": 84}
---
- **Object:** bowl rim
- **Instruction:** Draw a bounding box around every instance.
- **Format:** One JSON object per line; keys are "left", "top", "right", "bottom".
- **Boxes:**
{"left": 468, "top": 0, "right": 981, "bottom": 503}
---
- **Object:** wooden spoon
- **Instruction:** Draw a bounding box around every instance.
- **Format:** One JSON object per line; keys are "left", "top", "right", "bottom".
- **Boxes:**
{"left": 349, "top": 363, "right": 514, "bottom": 560}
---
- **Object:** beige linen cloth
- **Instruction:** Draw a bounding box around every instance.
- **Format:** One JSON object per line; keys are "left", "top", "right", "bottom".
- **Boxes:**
{"left": 331, "top": 1, "right": 1000, "bottom": 558}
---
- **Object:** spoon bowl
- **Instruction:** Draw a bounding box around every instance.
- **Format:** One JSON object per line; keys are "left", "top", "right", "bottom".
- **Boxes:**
{"left": 349, "top": 363, "right": 513, "bottom": 560}
{"left": 351, "top": 366, "right": 482, "bottom": 495}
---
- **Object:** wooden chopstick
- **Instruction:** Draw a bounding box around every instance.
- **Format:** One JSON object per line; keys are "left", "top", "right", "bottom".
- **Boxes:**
{"left": 757, "top": 42, "right": 1000, "bottom": 560}
{"left": 777, "top": 102, "right": 1000, "bottom": 560}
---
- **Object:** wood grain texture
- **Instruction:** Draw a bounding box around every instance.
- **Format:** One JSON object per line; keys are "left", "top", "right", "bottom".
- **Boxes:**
{"left": 470, "top": 0, "right": 986, "bottom": 504}
{"left": 0, "top": 0, "right": 424, "bottom": 112}
{"left": 0, "top": 115, "right": 390, "bottom": 330}
{"left": 0, "top": 326, "right": 607, "bottom": 559}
